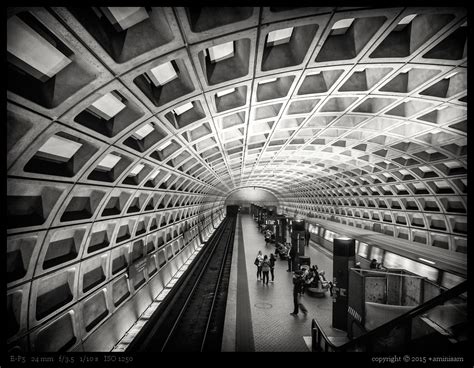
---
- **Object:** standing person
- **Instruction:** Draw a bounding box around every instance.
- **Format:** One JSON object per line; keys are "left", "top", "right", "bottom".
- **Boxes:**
{"left": 286, "top": 244, "right": 292, "bottom": 272}
{"left": 255, "top": 250, "right": 263, "bottom": 281}
{"left": 304, "top": 230, "right": 310, "bottom": 247}
{"left": 261, "top": 255, "right": 270, "bottom": 285}
{"left": 370, "top": 259, "right": 377, "bottom": 269}
{"left": 290, "top": 270, "right": 307, "bottom": 316}
{"left": 289, "top": 244, "right": 297, "bottom": 272}
{"left": 269, "top": 253, "right": 276, "bottom": 282}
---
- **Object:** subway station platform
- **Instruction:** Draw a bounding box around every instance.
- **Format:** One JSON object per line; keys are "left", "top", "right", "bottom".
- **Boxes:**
{"left": 222, "top": 214, "right": 347, "bottom": 352}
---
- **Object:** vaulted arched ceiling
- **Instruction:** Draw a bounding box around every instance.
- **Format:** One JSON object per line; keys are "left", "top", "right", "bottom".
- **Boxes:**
{"left": 6, "top": 7, "right": 467, "bottom": 352}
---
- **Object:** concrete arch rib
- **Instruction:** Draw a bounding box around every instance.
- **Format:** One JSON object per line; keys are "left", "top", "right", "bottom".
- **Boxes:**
{"left": 6, "top": 6, "right": 467, "bottom": 352}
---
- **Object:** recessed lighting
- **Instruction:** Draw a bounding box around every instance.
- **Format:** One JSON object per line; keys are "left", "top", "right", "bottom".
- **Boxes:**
{"left": 7, "top": 16, "right": 72, "bottom": 82}
{"left": 36, "top": 135, "right": 82, "bottom": 163}
{"left": 267, "top": 27, "right": 294, "bottom": 46}
{"left": 216, "top": 88, "right": 236, "bottom": 98}
{"left": 146, "top": 61, "right": 178, "bottom": 87}
{"left": 174, "top": 102, "right": 194, "bottom": 116}
{"left": 259, "top": 78, "right": 277, "bottom": 85}
{"left": 398, "top": 14, "right": 417, "bottom": 25}
{"left": 96, "top": 153, "right": 122, "bottom": 171}
{"left": 158, "top": 140, "right": 173, "bottom": 151}
{"left": 148, "top": 170, "right": 160, "bottom": 180}
{"left": 100, "top": 7, "right": 149, "bottom": 31}
{"left": 331, "top": 18, "right": 354, "bottom": 35}
{"left": 89, "top": 93, "right": 126, "bottom": 120}
{"left": 207, "top": 41, "right": 234, "bottom": 63}
{"left": 132, "top": 123, "right": 155, "bottom": 140}
{"left": 129, "top": 164, "right": 145, "bottom": 176}
{"left": 418, "top": 257, "right": 436, "bottom": 265}
{"left": 443, "top": 71, "right": 458, "bottom": 79}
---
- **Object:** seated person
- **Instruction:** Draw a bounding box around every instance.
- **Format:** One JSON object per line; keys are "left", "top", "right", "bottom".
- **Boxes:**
{"left": 275, "top": 243, "right": 288, "bottom": 259}
{"left": 302, "top": 266, "right": 316, "bottom": 294}
{"left": 317, "top": 270, "right": 334, "bottom": 296}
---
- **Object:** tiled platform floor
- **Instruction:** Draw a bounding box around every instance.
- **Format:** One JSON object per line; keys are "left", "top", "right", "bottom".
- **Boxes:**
{"left": 222, "top": 214, "right": 347, "bottom": 352}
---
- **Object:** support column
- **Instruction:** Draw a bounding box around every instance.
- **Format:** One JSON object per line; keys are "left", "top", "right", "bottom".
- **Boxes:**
{"left": 332, "top": 238, "right": 356, "bottom": 331}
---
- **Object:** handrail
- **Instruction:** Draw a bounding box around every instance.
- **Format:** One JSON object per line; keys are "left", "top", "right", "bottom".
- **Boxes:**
{"left": 312, "top": 280, "right": 468, "bottom": 352}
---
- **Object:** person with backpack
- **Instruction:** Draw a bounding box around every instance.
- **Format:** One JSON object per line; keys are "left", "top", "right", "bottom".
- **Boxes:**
{"left": 255, "top": 250, "right": 263, "bottom": 281}
{"left": 261, "top": 255, "right": 271, "bottom": 285}
{"left": 269, "top": 253, "right": 276, "bottom": 282}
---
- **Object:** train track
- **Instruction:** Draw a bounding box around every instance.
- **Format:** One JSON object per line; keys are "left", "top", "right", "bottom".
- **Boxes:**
{"left": 129, "top": 216, "right": 236, "bottom": 352}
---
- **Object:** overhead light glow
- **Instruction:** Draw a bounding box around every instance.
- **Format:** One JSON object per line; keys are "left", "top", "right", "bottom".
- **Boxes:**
{"left": 146, "top": 61, "right": 178, "bottom": 87}
{"left": 148, "top": 170, "right": 160, "bottom": 180}
{"left": 216, "top": 88, "right": 236, "bottom": 98}
{"left": 132, "top": 123, "right": 155, "bottom": 140}
{"left": 398, "top": 14, "right": 417, "bottom": 25}
{"left": 36, "top": 135, "right": 83, "bottom": 163}
{"left": 267, "top": 27, "right": 294, "bottom": 46}
{"left": 129, "top": 164, "right": 145, "bottom": 176}
{"left": 96, "top": 153, "right": 122, "bottom": 171}
{"left": 174, "top": 102, "right": 194, "bottom": 116}
{"left": 331, "top": 18, "right": 355, "bottom": 35}
{"left": 100, "top": 7, "right": 149, "bottom": 31}
{"left": 418, "top": 257, "right": 436, "bottom": 265}
{"left": 158, "top": 140, "right": 173, "bottom": 151}
{"left": 443, "top": 71, "right": 458, "bottom": 79}
{"left": 7, "top": 16, "right": 72, "bottom": 82}
{"left": 207, "top": 41, "right": 234, "bottom": 63}
{"left": 89, "top": 93, "right": 126, "bottom": 120}
{"left": 259, "top": 78, "right": 277, "bottom": 85}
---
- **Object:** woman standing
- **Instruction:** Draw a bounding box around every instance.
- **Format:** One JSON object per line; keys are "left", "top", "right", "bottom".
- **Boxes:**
{"left": 255, "top": 250, "right": 263, "bottom": 281}
{"left": 269, "top": 253, "right": 276, "bottom": 282}
{"left": 261, "top": 255, "right": 270, "bottom": 285}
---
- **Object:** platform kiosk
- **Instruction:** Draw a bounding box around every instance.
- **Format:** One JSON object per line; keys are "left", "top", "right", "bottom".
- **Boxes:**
{"left": 332, "top": 237, "right": 355, "bottom": 331}
{"left": 274, "top": 215, "right": 287, "bottom": 246}
{"left": 290, "top": 219, "right": 306, "bottom": 269}
{"left": 257, "top": 207, "right": 267, "bottom": 230}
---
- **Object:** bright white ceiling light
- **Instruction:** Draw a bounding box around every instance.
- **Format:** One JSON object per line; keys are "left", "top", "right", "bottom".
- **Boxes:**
{"left": 174, "top": 102, "right": 194, "bottom": 116}
{"left": 146, "top": 61, "right": 178, "bottom": 87}
{"left": 132, "top": 123, "right": 155, "bottom": 140}
{"left": 148, "top": 170, "right": 160, "bottom": 180}
{"left": 418, "top": 257, "right": 436, "bottom": 265}
{"left": 331, "top": 18, "right": 355, "bottom": 35}
{"left": 89, "top": 92, "right": 126, "bottom": 120}
{"left": 267, "top": 27, "right": 294, "bottom": 46}
{"left": 96, "top": 153, "right": 121, "bottom": 171}
{"left": 158, "top": 140, "right": 173, "bottom": 151}
{"left": 444, "top": 160, "right": 462, "bottom": 168}
{"left": 435, "top": 180, "right": 451, "bottom": 189}
{"left": 100, "top": 7, "right": 149, "bottom": 31}
{"left": 216, "top": 88, "right": 236, "bottom": 98}
{"left": 7, "top": 16, "right": 72, "bottom": 82}
{"left": 259, "top": 78, "right": 277, "bottom": 85}
{"left": 207, "top": 41, "right": 234, "bottom": 63}
{"left": 443, "top": 71, "right": 458, "bottom": 79}
{"left": 129, "top": 163, "right": 145, "bottom": 176}
{"left": 36, "top": 135, "right": 82, "bottom": 163}
{"left": 398, "top": 14, "right": 417, "bottom": 25}
{"left": 394, "top": 14, "right": 417, "bottom": 31}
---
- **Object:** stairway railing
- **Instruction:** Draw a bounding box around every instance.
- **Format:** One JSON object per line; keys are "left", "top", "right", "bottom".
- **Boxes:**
{"left": 311, "top": 280, "right": 467, "bottom": 352}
